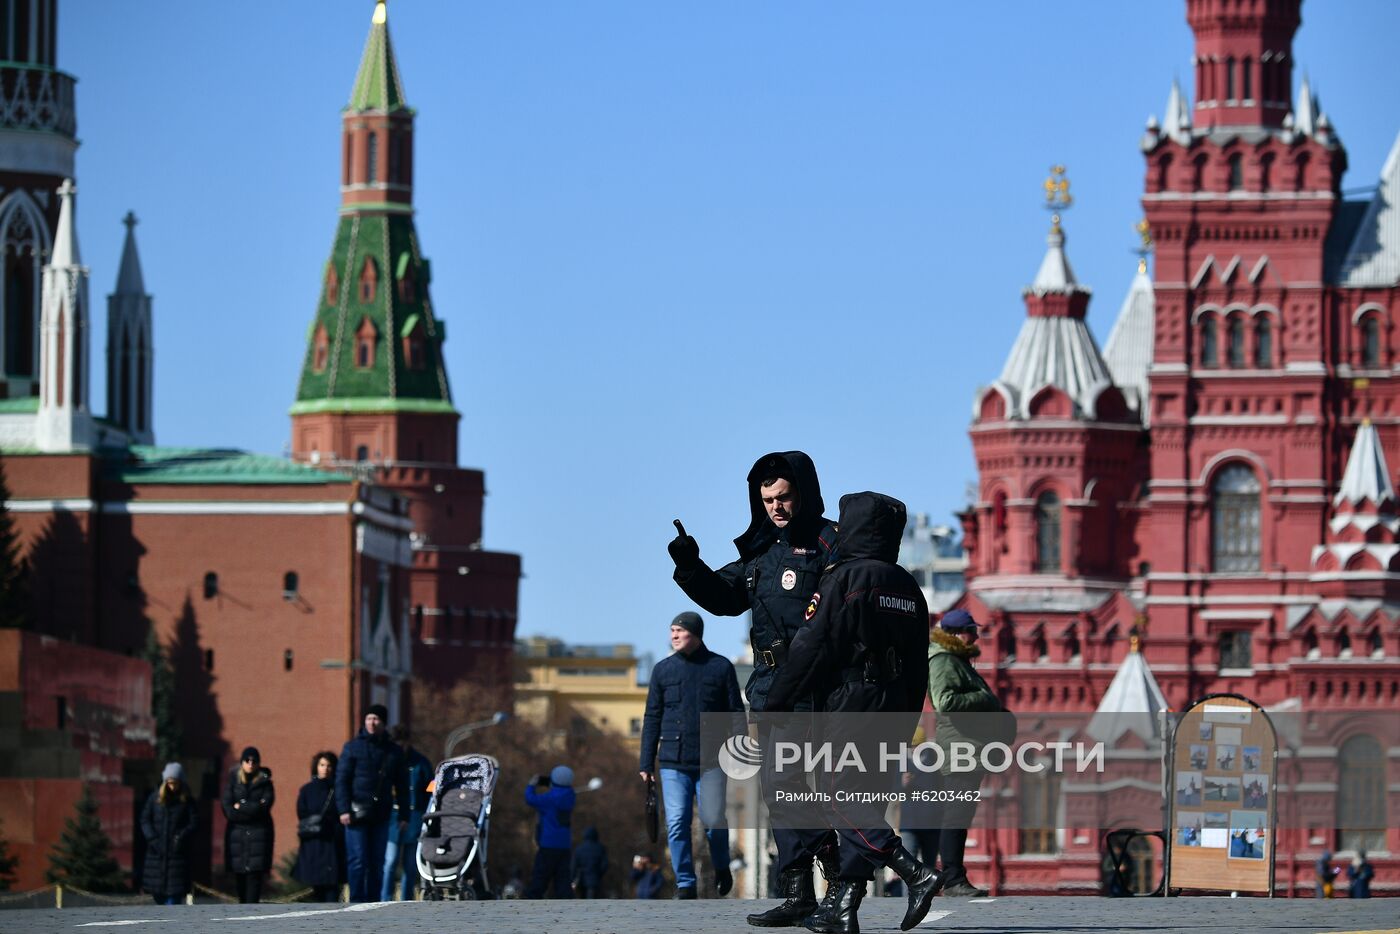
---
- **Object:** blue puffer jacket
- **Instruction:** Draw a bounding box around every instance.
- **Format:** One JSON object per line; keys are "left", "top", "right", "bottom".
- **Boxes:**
{"left": 640, "top": 644, "right": 746, "bottom": 771}
{"left": 525, "top": 782, "right": 576, "bottom": 850}
{"left": 336, "top": 729, "right": 408, "bottom": 824}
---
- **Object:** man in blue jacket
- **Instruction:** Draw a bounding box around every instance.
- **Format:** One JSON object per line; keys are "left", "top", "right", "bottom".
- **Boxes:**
{"left": 380, "top": 724, "right": 433, "bottom": 901}
{"left": 337, "top": 704, "right": 409, "bottom": 902}
{"left": 525, "top": 765, "right": 577, "bottom": 898}
{"left": 639, "top": 612, "right": 745, "bottom": 899}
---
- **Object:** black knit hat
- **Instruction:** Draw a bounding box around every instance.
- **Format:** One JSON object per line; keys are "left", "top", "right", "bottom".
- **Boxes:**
{"left": 366, "top": 703, "right": 389, "bottom": 722}
{"left": 671, "top": 611, "right": 704, "bottom": 639}
{"left": 240, "top": 746, "right": 261, "bottom": 764}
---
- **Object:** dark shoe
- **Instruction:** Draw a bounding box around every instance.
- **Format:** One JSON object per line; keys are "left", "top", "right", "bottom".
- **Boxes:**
{"left": 816, "top": 842, "right": 841, "bottom": 886}
{"left": 803, "top": 879, "right": 865, "bottom": 934}
{"left": 716, "top": 867, "right": 734, "bottom": 897}
{"left": 747, "top": 868, "right": 817, "bottom": 927}
{"left": 940, "top": 880, "right": 987, "bottom": 898}
{"left": 675, "top": 886, "right": 698, "bottom": 900}
{"left": 886, "top": 845, "right": 943, "bottom": 930}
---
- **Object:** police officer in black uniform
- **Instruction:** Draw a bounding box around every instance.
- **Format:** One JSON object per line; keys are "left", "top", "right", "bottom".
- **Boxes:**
{"left": 668, "top": 451, "right": 839, "bottom": 925}
{"left": 767, "top": 492, "right": 942, "bottom": 934}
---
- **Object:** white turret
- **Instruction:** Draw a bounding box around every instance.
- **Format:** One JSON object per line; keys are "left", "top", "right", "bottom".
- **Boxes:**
{"left": 35, "top": 179, "right": 95, "bottom": 452}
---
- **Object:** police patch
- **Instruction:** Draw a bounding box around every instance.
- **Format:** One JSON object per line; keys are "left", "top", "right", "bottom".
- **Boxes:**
{"left": 781, "top": 568, "right": 797, "bottom": 591}
{"left": 804, "top": 592, "right": 821, "bottom": 621}
{"left": 875, "top": 591, "right": 919, "bottom": 617}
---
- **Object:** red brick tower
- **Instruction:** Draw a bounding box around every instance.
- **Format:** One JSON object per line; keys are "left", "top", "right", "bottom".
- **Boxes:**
{"left": 290, "top": 1, "right": 521, "bottom": 690}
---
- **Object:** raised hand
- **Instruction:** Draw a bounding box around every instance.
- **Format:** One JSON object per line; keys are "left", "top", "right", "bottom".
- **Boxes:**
{"left": 668, "top": 519, "right": 700, "bottom": 569}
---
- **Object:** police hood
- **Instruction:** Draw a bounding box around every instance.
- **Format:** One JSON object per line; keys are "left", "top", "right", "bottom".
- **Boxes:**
{"left": 833, "top": 491, "right": 906, "bottom": 563}
{"left": 734, "top": 451, "right": 826, "bottom": 560}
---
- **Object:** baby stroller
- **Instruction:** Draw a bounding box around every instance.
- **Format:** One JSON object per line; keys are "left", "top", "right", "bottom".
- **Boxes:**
{"left": 417, "top": 754, "right": 499, "bottom": 900}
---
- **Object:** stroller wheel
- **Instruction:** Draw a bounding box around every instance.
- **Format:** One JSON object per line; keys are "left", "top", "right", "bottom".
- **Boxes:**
{"left": 458, "top": 882, "right": 478, "bottom": 901}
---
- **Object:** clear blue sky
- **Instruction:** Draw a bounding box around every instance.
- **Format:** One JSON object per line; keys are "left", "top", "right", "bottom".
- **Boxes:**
{"left": 63, "top": 1, "right": 1400, "bottom": 664}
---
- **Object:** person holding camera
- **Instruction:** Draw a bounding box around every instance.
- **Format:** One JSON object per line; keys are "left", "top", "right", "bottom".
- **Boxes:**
{"left": 336, "top": 704, "right": 408, "bottom": 902}
{"left": 525, "top": 765, "right": 577, "bottom": 898}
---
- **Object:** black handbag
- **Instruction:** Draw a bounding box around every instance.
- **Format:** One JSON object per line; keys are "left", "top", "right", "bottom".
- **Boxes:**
{"left": 644, "top": 777, "right": 658, "bottom": 844}
{"left": 298, "top": 787, "right": 334, "bottom": 839}
{"left": 349, "top": 753, "right": 391, "bottom": 824}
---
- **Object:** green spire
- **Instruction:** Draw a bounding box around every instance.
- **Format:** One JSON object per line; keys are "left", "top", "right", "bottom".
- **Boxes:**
{"left": 348, "top": 1, "right": 408, "bottom": 112}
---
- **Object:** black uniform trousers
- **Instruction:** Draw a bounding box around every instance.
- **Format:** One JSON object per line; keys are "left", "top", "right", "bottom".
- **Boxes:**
{"left": 820, "top": 709, "right": 918, "bottom": 881}
{"left": 760, "top": 716, "right": 837, "bottom": 874}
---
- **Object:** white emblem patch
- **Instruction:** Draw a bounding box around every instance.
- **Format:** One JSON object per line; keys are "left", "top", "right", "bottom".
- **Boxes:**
{"left": 781, "top": 569, "right": 797, "bottom": 591}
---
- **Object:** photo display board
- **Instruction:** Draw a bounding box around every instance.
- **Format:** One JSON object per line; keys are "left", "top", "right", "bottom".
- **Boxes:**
{"left": 1167, "top": 694, "right": 1278, "bottom": 895}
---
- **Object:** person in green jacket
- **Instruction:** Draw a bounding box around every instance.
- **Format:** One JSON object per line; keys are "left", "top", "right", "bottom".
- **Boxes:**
{"left": 922, "top": 609, "right": 1003, "bottom": 897}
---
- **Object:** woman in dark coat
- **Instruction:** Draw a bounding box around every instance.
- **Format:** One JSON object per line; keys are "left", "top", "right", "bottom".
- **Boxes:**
{"left": 141, "top": 762, "right": 197, "bottom": 904}
{"left": 223, "top": 745, "right": 275, "bottom": 903}
{"left": 294, "top": 751, "right": 345, "bottom": 902}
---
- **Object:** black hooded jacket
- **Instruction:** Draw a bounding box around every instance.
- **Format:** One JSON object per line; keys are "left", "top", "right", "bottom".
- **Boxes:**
{"left": 766, "top": 492, "right": 929, "bottom": 715}
{"left": 673, "top": 451, "right": 837, "bottom": 712}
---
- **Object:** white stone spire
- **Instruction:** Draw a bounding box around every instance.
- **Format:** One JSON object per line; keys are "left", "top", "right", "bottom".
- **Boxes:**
{"left": 107, "top": 211, "right": 155, "bottom": 444}
{"left": 1162, "top": 77, "right": 1191, "bottom": 141}
{"left": 1339, "top": 129, "right": 1400, "bottom": 287}
{"left": 1087, "top": 637, "right": 1168, "bottom": 745}
{"left": 1295, "top": 73, "right": 1318, "bottom": 136}
{"left": 1030, "top": 223, "right": 1079, "bottom": 294}
{"left": 1335, "top": 420, "right": 1394, "bottom": 508}
{"left": 1103, "top": 262, "right": 1155, "bottom": 422}
{"left": 36, "top": 179, "right": 95, "bottom": 452}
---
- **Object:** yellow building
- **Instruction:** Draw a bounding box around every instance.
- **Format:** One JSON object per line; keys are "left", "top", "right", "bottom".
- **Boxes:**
{"left": 514, "top": 637, "right": 652, "bottom": 749}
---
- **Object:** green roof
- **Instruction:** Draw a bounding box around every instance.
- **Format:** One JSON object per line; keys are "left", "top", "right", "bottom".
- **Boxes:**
{"left": 0, "top": 397, "right": 40, "bottom": 414}
{"left": 104, "top": 446, "right": 354, "bottom": 486}
{"left": 295, "top": 211, "right": 456, "bottom": 412}
{"left": 348, "top": 1, "right": 409, "bottom": 113}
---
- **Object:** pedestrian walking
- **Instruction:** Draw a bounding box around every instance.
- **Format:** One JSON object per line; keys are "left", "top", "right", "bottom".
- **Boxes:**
{"left": 639, "top": 611, "right": 745, "bottom": 899}
{"left": 294, "top": 751, "right": 345, "bottom": 903}
{"left": 337, "top": 704, "right": 409, "bottom": 902}
{"left": 140, "top": 762, "right": 197, "bottom": 905}
{"left": 1316, "top": 850, "right": 1339, "bottom": 898}
{"left": 768, "top": 491, "right": 942, "bottom": 934}
{"left": 525, "top": 765, "right": 577, "bottom": 898}
{"left": 572, "top": 826, "right": 609, "bottom": 898}
{"left": 222, "top": 746, "right": 275, "bottom": 903}
{"left": 379, "top": 724, "right": 432, "bottom": 901}
{"left": 923, "top": 608, "right": 1008, "bottom": 897}
{"left": 1347, "top": 851, "right": 1373, "bottom": 899}
{"left": 667, "top": 451, "right": 840, "bottom": 924}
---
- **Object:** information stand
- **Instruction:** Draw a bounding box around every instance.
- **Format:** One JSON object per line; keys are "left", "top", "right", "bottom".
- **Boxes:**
{"left": 1165, "top": 693, "right": 1278, "bottom": 895}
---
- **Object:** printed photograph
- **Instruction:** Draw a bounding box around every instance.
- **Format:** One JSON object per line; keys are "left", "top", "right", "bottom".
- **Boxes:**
{"left": 1176, "top": 771, "right": 1203, "bottom": 807}
{"left": 1243, "top": 773, "right": 1269, "bottom": 808}
{"left": 1204, "top": 775, "right": 1241, "bottom": 803}
{"left": 1229, "top": 810, "right": 1269, "bottom": 860}
{"left": 1189, "top": 744, "right": 1210, "bottom": 769}
{"left": 1242, "top": 746, "right": 1262, "bottom": 770}
{"left": 1198, "top": 721, "right": 1214, "bottom": 742}
{"left": 1177, "top": 819, "right": 1203, "bottom": 847}
{"left": 1214, "top": 727, "right": 1243, "bottom": 746}
{"left": 1215, "top": 744, "right": 1238, "bottom": 771}
{"left": 1204, "top": 812, "right": 1229, "bottom": 829}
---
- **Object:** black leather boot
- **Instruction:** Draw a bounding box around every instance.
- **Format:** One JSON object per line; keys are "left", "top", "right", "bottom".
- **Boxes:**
{"left": 747, "top": 867, "right": 817, "bottom": 927}
{"left": 886, "top": 845, "right": 943, "bottom": 931}
{"left": 803, "top": 879, "right": 865, "bottom": 934}
{"left": 816, "top": 842, "right": 841, "bottom": 886}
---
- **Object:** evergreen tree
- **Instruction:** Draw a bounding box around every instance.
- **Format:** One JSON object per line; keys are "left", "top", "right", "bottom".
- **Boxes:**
{"left": 142, "top": 626, "right": 182, "bottom": 761}
{"left": 0, "top": 817, "right": 18, "bottom": 892}
{"left": 0, "top": 458, "right": 30, "bottom": 629}
{"left": 46, "top": 787, "right": 127, "bottom": 893}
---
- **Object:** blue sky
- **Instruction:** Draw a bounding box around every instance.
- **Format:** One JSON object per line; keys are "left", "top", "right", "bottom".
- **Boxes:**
{"left": 62, "top": 1, "right": 1400, "bottom": 664}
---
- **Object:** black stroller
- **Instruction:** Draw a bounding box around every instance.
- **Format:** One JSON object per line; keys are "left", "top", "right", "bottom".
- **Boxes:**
{"left": 416, "top": 754, "right": 499, "bottom": 900}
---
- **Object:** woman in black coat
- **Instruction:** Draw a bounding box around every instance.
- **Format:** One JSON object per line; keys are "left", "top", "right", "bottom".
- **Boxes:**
{"left": 294, "top": 751, "right": 345, "bottom": 902}
{"left": 141, "top": 762, "right": 197, "bottom": 904}
{"left": 223, "top": 745, "right": 275, "bottom": 903}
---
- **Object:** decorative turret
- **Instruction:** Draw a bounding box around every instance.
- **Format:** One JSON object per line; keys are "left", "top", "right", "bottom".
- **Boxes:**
{"left": 1086, "top": 633, "right": 1169, "bottom": 745}
{"left": 1103, "top": 222, "right": 1156, "bottom": 423}
{"left": 35, "top": 179, "right": 94, "bottom": 452}
{"left": 106, "top": 212, "right": 154, "bottom": 443}
{"left": 1186, "top": 0, "right": 1300, "bottom": 129}
{"left": 1310, "top": 421, "right": 1400, "bottom": 597}
{"left": 291, "top": 0, "right": 455, "bottom": 467}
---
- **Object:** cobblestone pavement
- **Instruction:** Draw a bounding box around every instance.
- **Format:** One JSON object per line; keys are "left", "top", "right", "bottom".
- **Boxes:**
{"left": 4, "top": 895, "right": 1398, "bottom": 934}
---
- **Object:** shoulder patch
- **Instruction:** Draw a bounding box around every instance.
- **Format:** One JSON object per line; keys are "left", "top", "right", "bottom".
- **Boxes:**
{"left": 804, "top": 592, "right": 821, "bottom": 621}
{"left": 874, "top": 590, "right": 920, "bottom": 617}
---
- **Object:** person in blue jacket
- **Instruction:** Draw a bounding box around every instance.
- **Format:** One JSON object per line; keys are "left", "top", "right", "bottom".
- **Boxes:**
{"left": 336, "top": 704, "right": 409, "bottom": 903}
{"left": 639, "top": 611, "right": 745, "bottom": 898}
{"left": 380, "top": 724, "right": 433, "bottom": 901}
{"left": 525, "top": 765, "right": 577, "bottom": 898}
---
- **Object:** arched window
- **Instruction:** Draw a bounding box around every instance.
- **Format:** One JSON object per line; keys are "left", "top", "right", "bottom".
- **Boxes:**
{"left": 355, "top": 316, "right": 377, "bottom": 369}
{"left": 356, "top": 445, "right": 369, "bottom": 462}
{"left": 203, "top": 572, "right": 218, "bottom": 600}
{"left": 1361, "top": 316, "right": 1381, "bottom": 368}
{"left": 358, "top": 257, "right": 377, "bottom": 304}
{"left": 312, "top": 323, "right": 330, "bottom": 372}
{"left": 1254, "top": 317, "right": 1272, "bottom": 367}
{"left": 1019, "top": 769, "right": 1060, "bottom": 854}
{"left": 366, "top": 131, "right": 378, "bottom": 184}
{"left": 118, "top": 328, "right": 131, "bottom": 428}
{"left": 1303, "top": 629, "right": 1319, "bottom": 659}
{"left": 1336, "top": 735, "right": 1386, "bottom": 852}
{"left": 1212, "top": 464, "right": 1261, "bottom": 572}
{"left": 1259, "top": 153, "right": 1274, "bottom": 192}
{"left": 1337, "top": 629, "right": 1352, "bottom": 659}
{"left": 1225, "top": 56, "right": 1236, "bottom": 100}
{"left": 1201, "top": 318, "right": 1218, "bottom": 366}
{"left": 1369, "top": 629, "right": 1384, "bottom": 658}
{"left": 1228, "top": 153, "right": 1243, "bottom": 191}
{"left": 283, "top": 571, "right": 299, "bottom": 599}
{"left": 343, "top": 134, "right": 353, "bottom": 185}
{"left": 1241, "top": 57, "right": 1252, "bottom": 100}
{"left": 1227, "top": 316, "right": 1245, "bottom": 367}
{"left": 388, "top": 132, "right": 400, "bottom": 183}
{"left": 1034, "top": 491, "right": 1061, "bottom": 573}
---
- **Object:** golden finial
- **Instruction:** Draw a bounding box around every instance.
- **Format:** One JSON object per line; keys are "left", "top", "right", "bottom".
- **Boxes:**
{"left": 373, "top": 0, "right": 387, "bottom": 25}
{"left": 1134, "top": 218, "right": 1153, "bottom": 274}
{"left": 1044, "top": 165, "right": 1072, "bottom": 231}
{"left": 1129, "top": 633, "right": 1141, "bottom": 653}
